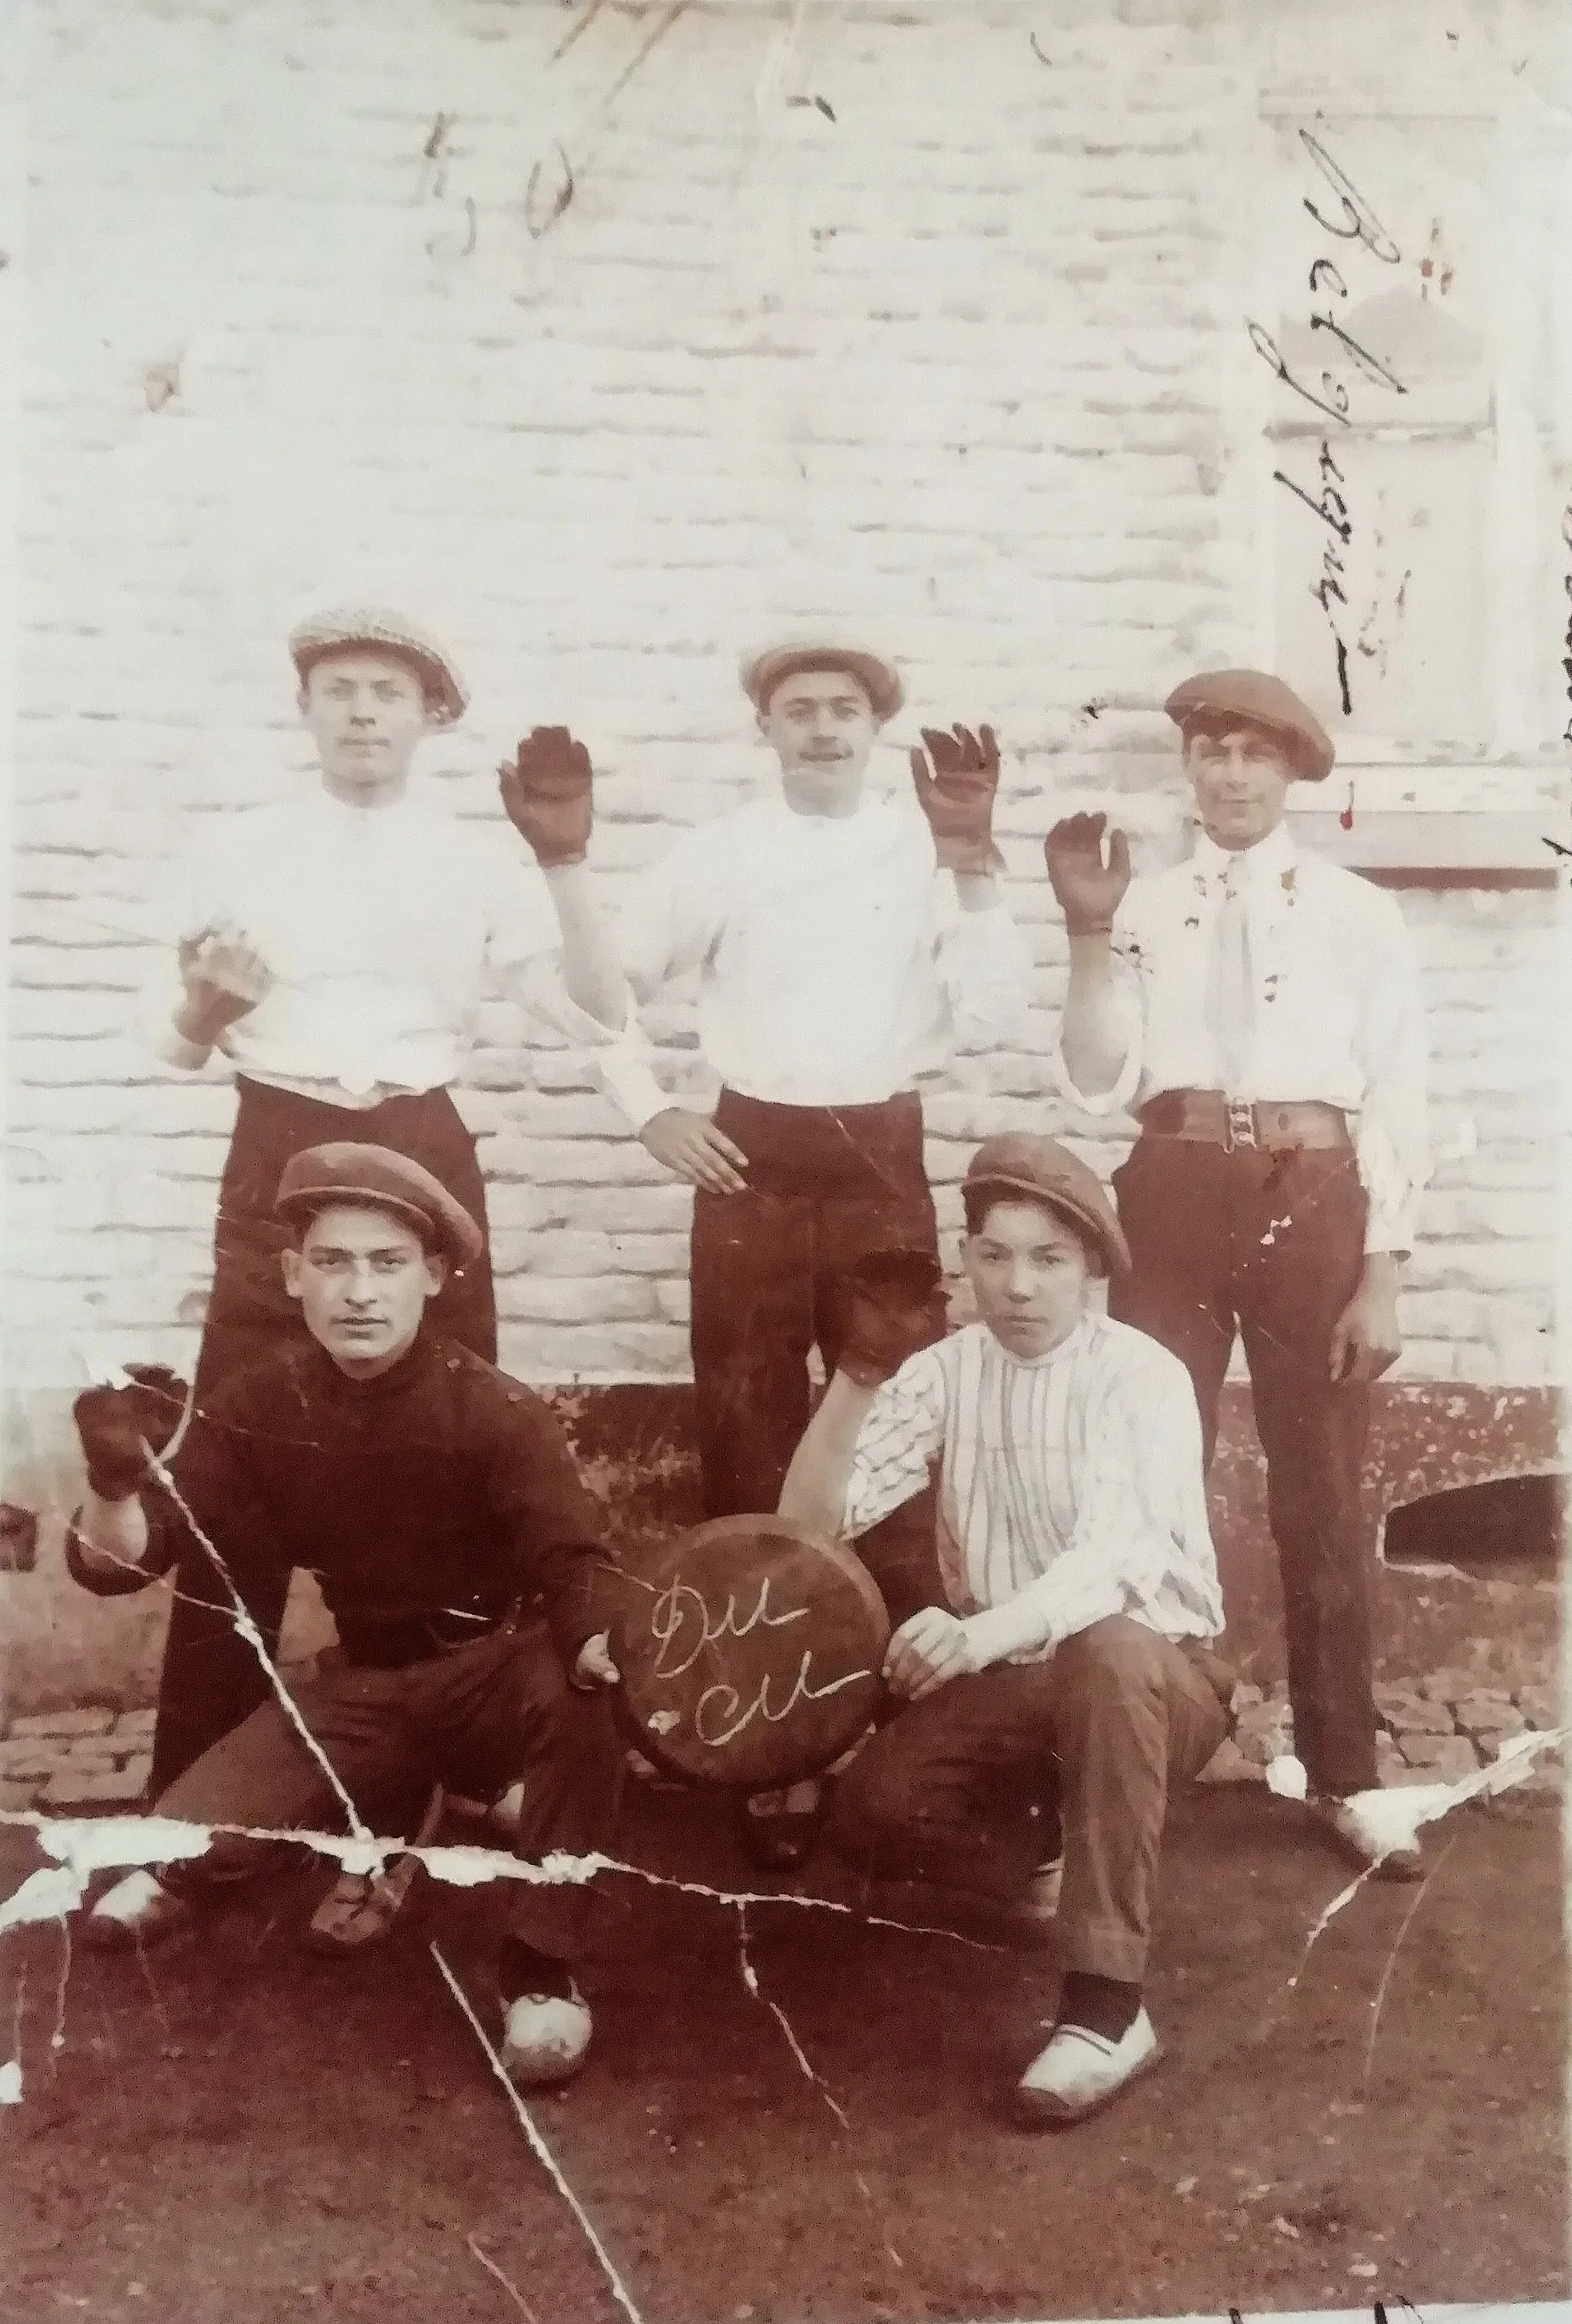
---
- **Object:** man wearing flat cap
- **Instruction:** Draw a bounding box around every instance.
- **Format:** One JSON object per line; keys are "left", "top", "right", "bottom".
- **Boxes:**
{"left": 778, "top": 1134, "right": 1231, "bottom": 2125}
{"left": 1043, "top": 668, "right": 1430, "bottom": 1880}
{"left": 140, "top": 607, "right": 627, "bottom": 1809}
{"left": 64, "top": 1144, "right": 623, "bottom": 2092}
{"left": 593, "top": 637, "right": 1029, "bottom": 1865}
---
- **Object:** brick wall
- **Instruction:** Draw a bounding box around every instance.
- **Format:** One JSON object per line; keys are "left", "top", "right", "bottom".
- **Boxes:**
{"left": 5, "top": 0, "right": 1566, "bottom": 1419}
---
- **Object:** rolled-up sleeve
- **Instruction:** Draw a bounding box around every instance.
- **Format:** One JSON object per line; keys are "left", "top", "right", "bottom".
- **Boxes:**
{"left": 935, "top": 890, "right": 1032, "bottom": 1051}
{"left": 840, "top": 1349, "right": 949, "bottom": 1540}
{"left": 481, "top": 850, "right": 651, "bottom": 1092}
{"left": 1352, "top": 893, "right": 1430, "bottom": 1256}
{"left": 1051, "top": 908, "right": 1146, "bottom": 1121}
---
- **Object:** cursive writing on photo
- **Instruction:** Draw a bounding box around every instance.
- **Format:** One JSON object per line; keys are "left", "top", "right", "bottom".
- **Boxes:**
{"left": 693, "top": 1652, "right": 875, "bottom": 1750}
{"left": 1247, "top": 130, "right": 1406, "bottom": 716}
{"left": 649, "top": 1572, "right": 809, "bottom": 1683}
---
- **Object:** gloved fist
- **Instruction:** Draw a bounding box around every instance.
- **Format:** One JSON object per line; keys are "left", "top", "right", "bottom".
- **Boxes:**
{"left": 1043, "top": 811, "right": 1131, "bottom": 933}
{"left": 910, "top": 725, "right": 1003, "bottom": 876}
{"left": 835, "top": 1249, "right": 948, "bottom": 1388}
{"left": 499, "top": 728, "right": 594, "bottom": 868}
{"left": 72, "top": 1365, "right": 188, "bottom": 1503}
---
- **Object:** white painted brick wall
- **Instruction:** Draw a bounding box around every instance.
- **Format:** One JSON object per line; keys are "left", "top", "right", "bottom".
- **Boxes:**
{"left": 4, "top": 0, "right": 1567, "bottom": 1411}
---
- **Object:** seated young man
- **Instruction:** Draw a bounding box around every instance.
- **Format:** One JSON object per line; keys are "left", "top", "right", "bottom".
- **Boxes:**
{"left": 66, "top": 1144, "right": 623, "bottom": 2091}
{"left": 778, "top": 1132, "right": 1234, "bottom": 2128}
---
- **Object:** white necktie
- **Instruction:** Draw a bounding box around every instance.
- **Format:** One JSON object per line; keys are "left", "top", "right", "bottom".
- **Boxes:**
{"left": 1205, "top": 861, "right": 1254, "bottom": 1094}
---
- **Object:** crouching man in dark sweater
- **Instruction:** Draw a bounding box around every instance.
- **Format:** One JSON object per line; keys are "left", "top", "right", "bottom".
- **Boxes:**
{"left": 65, "top": 1144, "right": 623, "bottom": 2091}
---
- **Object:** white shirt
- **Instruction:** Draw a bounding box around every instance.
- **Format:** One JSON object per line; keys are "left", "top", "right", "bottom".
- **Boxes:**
{"left": 840, "top": 1315, "right": 1224, "bottom": 1663}
{"left": 1054, "top": 824, "right": 1430, "bottom": 1254}
{"left": 147, "top": 789, "right": 621, "bottom": 1108}
{"left": 598, "top": 793, "right": 1031, "bottom": 1131}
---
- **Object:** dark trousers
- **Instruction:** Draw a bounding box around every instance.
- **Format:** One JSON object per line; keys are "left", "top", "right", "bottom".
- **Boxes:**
{"left": 689, "top": 1088, "right": 946, "bottom": 1629}
{"left": 150, "top": 1077, "right": 497, "bottom": 1796}
{"left": 831, "top": 1618, "right": 1232, "bottom": 1982}
{"left": 159, "top": 1626, "right": 622, "bottom": 1961}
{"left": 1107, "top": 1137, "right": 1376, "bottom": 1796}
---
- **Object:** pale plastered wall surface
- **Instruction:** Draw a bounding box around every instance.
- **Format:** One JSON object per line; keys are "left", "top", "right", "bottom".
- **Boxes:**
{"left": 4, "top": 0, "right": 1568, "bottom": 1418}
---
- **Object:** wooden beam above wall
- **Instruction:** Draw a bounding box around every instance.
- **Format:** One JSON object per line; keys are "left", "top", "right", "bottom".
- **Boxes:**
{"left": 1287, "top": 810, "right": 1565, "bottom": 889}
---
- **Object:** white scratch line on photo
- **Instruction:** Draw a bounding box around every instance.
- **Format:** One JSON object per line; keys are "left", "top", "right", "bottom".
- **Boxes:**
{"left": 430, "top": 1944, "right": 645, "bottom": 2324}
{"left": 736, "top": 1901, "right": 903, "bottom": 2270}
{"left": 1284, "top": 1725, "right": 1565, "bottom": 1986}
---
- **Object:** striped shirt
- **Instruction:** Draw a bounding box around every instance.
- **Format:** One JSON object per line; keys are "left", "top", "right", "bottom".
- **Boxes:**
{"left": 841, "top": 1316, "right": 1224, "bottom": 1663}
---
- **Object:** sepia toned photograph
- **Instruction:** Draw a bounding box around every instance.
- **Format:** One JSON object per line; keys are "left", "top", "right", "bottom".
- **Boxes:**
{"left": 0, "top": 2, "right": 1567, "bottom": 2320}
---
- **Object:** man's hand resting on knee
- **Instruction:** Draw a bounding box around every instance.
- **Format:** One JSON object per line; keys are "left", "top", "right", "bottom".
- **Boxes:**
{"left": 883, "top": 1606, "right": 981, "bottom": 1702}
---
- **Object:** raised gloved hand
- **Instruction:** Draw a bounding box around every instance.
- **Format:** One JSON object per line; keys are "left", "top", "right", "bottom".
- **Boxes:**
{"left": 910, "top": 725, "right": 1004, "bottom": 875}
{"left": 1043, "top": 810, "right": 1131, "bottom": 934}
{"left": 72, "top": 1365, "right": 188, "bottom": 1502}
{"left": 498, "top": 727, "right": 594, "bottom": 868}
{"left": 835, "top": 1249, "right": 948, "bottom": 1388}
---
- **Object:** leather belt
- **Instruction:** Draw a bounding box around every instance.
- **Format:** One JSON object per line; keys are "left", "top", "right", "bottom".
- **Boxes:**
{"left": 1139, "top": 1089, "right": 1351, "bottom": 1157}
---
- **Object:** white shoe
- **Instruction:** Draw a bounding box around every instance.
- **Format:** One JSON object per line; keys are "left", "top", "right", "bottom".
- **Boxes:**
{"left": 1014, "top": 2007, "right": 1162, "bottom": 2127}
{"left": 84, "top": 1870, "right": 193, "bottom": 1951}
{"left": 500, "top": 1988, "right": 593, "bottom": 2089}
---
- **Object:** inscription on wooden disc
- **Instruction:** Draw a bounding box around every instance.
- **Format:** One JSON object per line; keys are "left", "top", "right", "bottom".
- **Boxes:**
{"left": 613, "top": 1514, "right": 891, "bottom": 1789}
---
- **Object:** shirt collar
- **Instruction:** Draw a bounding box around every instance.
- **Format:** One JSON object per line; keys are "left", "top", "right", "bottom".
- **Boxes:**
{"left": 1190, "top": 822, "right": 1298, "bottom": 886}
{"left": 297, "top": 1325, "right": 441, "bottom": 1405}
{"left": 313, "top": 782, "right": 414, "bottom": 829}
{"left": 769, "top": 787, "right": 880, "bottom": 831}
{"left": 984, "top": 1311, "right": 1097, "bottom": 1372}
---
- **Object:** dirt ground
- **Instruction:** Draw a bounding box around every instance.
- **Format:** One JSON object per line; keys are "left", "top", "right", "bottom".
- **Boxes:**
{"left": 0, "top": 1780, "right": 1564, "bottom": 2324}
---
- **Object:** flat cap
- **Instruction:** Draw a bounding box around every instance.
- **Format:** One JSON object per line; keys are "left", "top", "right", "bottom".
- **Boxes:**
{"left": 1164, "top": 668, "right": 1333, "bottom": 784}
{"left": 963, "top": 1133, "right": 1131, "bottom": 1278}
{"left": 289, "top": 607, "right": 468, "bottom": 727}
{"left": 275, "top": 1143, "right": 484, "bottom": 1269}
{"left": 740, "top": 639, "right": 904, "bottom": 724}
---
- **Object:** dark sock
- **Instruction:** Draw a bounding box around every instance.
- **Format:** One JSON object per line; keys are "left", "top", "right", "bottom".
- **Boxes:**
{"left": 497, "top": 1936, "right": 576, "bottom": 2007}
{"left": 1057, "top": 1971, "right": 1141, "bottom": 2042}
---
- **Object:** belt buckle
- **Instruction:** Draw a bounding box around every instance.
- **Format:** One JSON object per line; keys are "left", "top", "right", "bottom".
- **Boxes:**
{"left": 1224, "top": 1097, "right": 1257, "bottom": 1154}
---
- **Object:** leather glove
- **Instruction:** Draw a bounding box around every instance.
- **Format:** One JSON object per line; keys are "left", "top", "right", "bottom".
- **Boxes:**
{"left": 72, "top": 1365, "right": 188, "bottom": 1501}
{"left": 1043, "top": 810, "right": 1131, "bottom": 933}
{"left": 498, "top": 727, "right": 594, "bottom": 867}
{"left": 909, "top": 725, "right": 1004, "bottom": 876}
{"left": 835, "top": 1249, "right": 948, "bottom": 1388}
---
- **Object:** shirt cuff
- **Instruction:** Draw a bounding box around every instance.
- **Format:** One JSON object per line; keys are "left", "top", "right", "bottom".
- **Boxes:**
{"left": 150, "top": 1020, "right": 215, "bottom": 1071}
{"left": 963, "top": 1596, "right": 1055, "bottom": 1670}
{"left": 1356, "top": 1121, "right": 1421, "bottom": 1256}
{"left": 1052, "top": 1032, "right": 1143, "bottom": 1121}
{"left": 596, "top": 1042, "right": 671, "bottom": 1136}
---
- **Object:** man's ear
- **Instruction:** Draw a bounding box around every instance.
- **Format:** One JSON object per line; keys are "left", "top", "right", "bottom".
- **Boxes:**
{"left": 421, "top": 1252, "right": 448, "bottom": 1299}
{"left": 280, "top": 1247, "right": 304, "bottom": 1301}
{"left": 755, "top": 708, "right": 771, "bottom": 741}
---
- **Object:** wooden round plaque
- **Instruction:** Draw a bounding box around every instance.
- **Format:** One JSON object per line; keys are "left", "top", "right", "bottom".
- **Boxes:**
{"left": 612, "top": 1515, "right": 891, "bottom": 1791}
